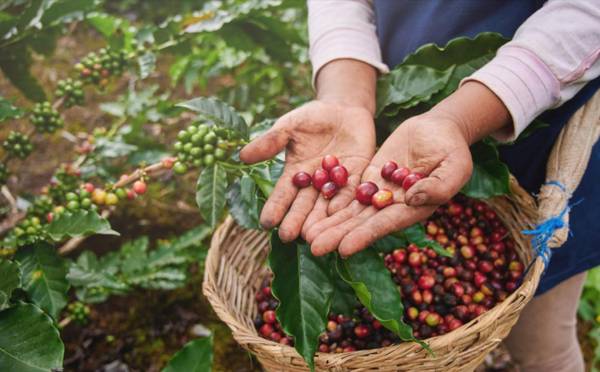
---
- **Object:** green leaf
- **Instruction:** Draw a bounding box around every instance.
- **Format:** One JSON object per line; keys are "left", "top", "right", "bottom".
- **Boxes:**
{"left": 14, "top": 244, "right": 69, "bottom": 320}
{"left": 40, "top": 0, "right": 96, "bottom": 26}
{"left": 67, "top": 251, "right": 129, "bottom": 303}
{"left": 268, "top": 235, "right": 334, "bottom": 372}
{"left": 402, "top": 32, "right": 507, "bottom": 102}
{"left": 162, "top": 335, "right": 213, "bottom": 372}
{"left": 335, "top": 250, "right": 421, "bottom": 345}
{"left": 0, "top": 259, "right": 21, "bottom": 310}
{"left": 0, "top": 96, "right": 24, "bottom": 121}
{"left": 330, "top": 273, "right": 359, "bottom": 317}
{"left": 196, "top": 164, "right": 228, "bottom": 229}
{"left": 396, "top": 224, "right": 451, "bottom": 257}
{"left": 376, "top": 65, "right": 454, "bottom": 116}
{"left": 461, "top": 141, "right": 510, "bottom": 198}
{"left": 138, "top": 51, "right": 156, "bottom": 79}
{"left": 46, "top": 210, "right": 119, "bottom": 241}
{"left": 0, "top": 45, "right": 46, "bottom": 102}
{"left": 177, "top": 97, "right": 249, "bottom": 139}
{"left": 371, "top": 234, "right": 407, "bottom": 254}
{"left": 0, "top": 303, "right": 64, "bottom": 372}
{"left": 226, "top": 174, "right": 261, "bottom": 229}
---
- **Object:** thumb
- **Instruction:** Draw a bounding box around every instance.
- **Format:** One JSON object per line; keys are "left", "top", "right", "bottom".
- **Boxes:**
{"left": 239, "top": 116, "right": 293, "bottom": 164}
{"left": 405, "top": 147, "right": 473, "bottom": 206}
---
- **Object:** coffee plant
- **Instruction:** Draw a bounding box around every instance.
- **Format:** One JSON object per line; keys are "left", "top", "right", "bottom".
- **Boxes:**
{"left": 0, "top": 1, "right": 563, "bottom": 371}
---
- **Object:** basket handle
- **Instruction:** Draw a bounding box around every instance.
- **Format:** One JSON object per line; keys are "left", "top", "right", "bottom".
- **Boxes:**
{"left": 537, "top": 89, "right": 600, "bottom": 248}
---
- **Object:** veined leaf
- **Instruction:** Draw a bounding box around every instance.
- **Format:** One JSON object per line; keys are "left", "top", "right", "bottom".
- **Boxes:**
{"left": 269, "top": 235, "right": 333, "bottom": 371}
{"left": 46, "top": 210, "right": 119, "bottom": 241}
{"left": 330, "top": 273, "right": 359, "bottom": 317}
{"left": 196, "top": 164, "right": 228, "bottom": 229}
{"left": 0, "top": 45, "right": 46, "bottom": 102}
{"left": 376, "top": 64, "right": 454, "bottom": 116}
{"left": 177, "top": 97, "right": 248, "bottom": 139}
{"left": 162, "top": 335, "right": 213, "bottom": 372}
{"left": 226, "top": 174, "right": 261, "bottom": 229}
{"left": 0, "top": 259, "right": 21, "bottom": 310}
{"left": 396, "top": 224, "right": 452, "bottom": 257}
{"left": 336, "top": 250, "right": 422, "bottom": 346}
{"left": 0, "top": 303, "right": 64, "bottom": 372}
{"left": 371, "top": 234, "right": 407, "bottom": 254}
{"left": 15, "top": 244, "right": 69, "bottom": 320}
{"left": 461, "top": 141, "right": 510, "bottom": 198}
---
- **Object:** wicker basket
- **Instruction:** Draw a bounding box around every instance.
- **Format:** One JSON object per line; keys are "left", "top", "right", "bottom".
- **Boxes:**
{"left": 203, "top": 91, "right": 600, "bottom": 371}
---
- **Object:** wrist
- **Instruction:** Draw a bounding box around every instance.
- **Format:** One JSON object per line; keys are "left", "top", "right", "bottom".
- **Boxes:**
{"left": 315, "top": 59, "right": 377, "bottom": 115}
{"left": 428, "top": 81, "right": 511, "bottom": 145}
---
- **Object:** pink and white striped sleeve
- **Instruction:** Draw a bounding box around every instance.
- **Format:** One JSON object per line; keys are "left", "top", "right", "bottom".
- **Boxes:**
{"left": 462, "top": 0, "right": 600, "bottom": 141}
{"left": 307, "top": 0, "right": 389, "bottom": 85}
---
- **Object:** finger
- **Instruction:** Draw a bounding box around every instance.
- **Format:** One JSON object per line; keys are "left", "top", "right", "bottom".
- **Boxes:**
{"left": 338, "top": 204, "right": 433, "bottom": 256}
{"left": 405, "top": 148, "right": 473, "bottom": 207}
{"left": 301, "top": 196, "right": 329, "bottom": 239}
{"left": 327, "top": 173, "right": 360, "bottom": 215}
{"left": 259, "top": 172, "right": 298, "bottom": 229}
{"left": 310, "top": 207, "right": 376, "bottom": 256}
{"left": 239, "top": 115, "right": 293, "bottom": 164}
{"left": 305, "top": 200, "right": 365, "bottom": 244}
{"left": 278, "top": 186, "right": 319, "bottom": 242}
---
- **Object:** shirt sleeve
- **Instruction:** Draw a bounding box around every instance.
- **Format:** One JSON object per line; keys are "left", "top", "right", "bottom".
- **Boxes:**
{"left": 308, "top": 0, "right": 389, "bottom": 86}
{"left": 462, "top": 0, "right": 600, "bottom": 142}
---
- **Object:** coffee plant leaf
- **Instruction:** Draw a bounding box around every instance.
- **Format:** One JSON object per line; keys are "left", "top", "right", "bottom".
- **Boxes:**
{"left": 157, "top": 225, "right": 212, "bottom": 253}
{"left": 14, "top": 244, "right": 69, "bottom": 320}
{"left": 0, "top": 303, "right": 64, "bottom": 372}
{"left": 336, "top": 250, "right": 425, "bottom": 348}
{"left": 162, "top": 335, "right": 213, "bottom": 372}
{"left": 372, "top": 234, "right": 407, "bottom": 254}
{"left": 0, "top": 12, "right": 17, "bottom": 40}
{"left": 330, "top": 271, "right": 359, "bottom": 317}
{"left": 196, "top": 164, "right": 228, "bottom": 229}
{"left": 376, "top": 64, "right": 454, "bottom": 116}
{"left": 269, "top": 235, "right": 334, "bottom": 371}
{"left": 226, "top": 174, "right": 261, "bottom": 229}
{"left": 0, "top": 45, "right": 46, "bottom": 102}
{"left": 46, "top": 210, "right": 119, "bottom": 241}
{"left": 85, "top": 12, "right": 135, "bottom": 50}
{"left": 0, "top": 96, "right": 24, "bottom": 122}
{"left": 397, "top": 223, "right": 452, "bottom": 258}
{"left": 67, "top": 251, "right": 129, "bottom": 303}
{"left": 462, "top": 141, "right": 510, "bottom": 198}
{"left": 138, "top": 50, "right": 156, "bottom": 79}
{"left": 401, "top": 32, "right": 508, "bottom": 102}
{"left": 40, "top": 0, "right": 96, "bottom": 26}
{"left": 177, "top": 97, "right": 249, "bottom": 139}
{"left": 0, "top": 259, "right": 21, "bottom": 310}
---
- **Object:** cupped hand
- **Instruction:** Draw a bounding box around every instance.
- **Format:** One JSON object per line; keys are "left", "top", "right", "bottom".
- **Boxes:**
{"left": 305, "top": 112, "right": 474, "bottom": 257}
{"left": 239, "top": 100, "right": 376, "bottom": 242}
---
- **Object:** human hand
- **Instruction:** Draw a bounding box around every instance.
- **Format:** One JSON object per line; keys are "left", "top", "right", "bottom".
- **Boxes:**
{"left": 239, "top": 100, "right": 376, "bottom": 242}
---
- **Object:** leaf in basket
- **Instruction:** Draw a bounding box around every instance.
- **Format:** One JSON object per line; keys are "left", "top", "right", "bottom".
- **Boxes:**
{"left": 335, "top": 250, "right": 427, "bottom": 349}
{"left": 462, "top": 141, "right": 510, "bottom": 198}
{"left": 268, "top": 234, "right": 334, "bottom": 372}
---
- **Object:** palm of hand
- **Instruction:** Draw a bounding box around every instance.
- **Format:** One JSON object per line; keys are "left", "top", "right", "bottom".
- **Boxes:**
{"left": 240, "top": 100, "right": 376, "bottom": 241}
{"left": 306, "top": 116, "right": 473, "bottom": 257}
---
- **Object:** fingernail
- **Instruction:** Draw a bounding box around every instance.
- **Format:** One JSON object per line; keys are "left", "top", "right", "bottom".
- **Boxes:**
{"left": 408, "top": 192, "right": 427, "bottom": 206}
{"left": 261, "top": 219, "right": 275, "bottom": 229}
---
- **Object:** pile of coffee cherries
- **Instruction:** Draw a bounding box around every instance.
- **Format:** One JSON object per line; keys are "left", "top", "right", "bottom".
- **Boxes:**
{"left": 254, "top": 194, "right": 524, "bottom": 351}
{"left": 292, "top": 155, "right": 349, "bottom": 199}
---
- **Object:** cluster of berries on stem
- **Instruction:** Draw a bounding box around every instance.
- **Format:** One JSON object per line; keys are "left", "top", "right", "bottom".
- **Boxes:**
{"left": 74, "top": 47, "right": 128, "bottom": 88}
{"left": 3, "top": 131, "right": 33, "bottom": 159}
{"left": 31, "top": 101, "right": 64, "bottom": 134}
{"left": 55, "top": 78, "right": 84, "bottom": 107}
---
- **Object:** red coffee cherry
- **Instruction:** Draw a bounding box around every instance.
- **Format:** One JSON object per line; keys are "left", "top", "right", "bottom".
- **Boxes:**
{"left": 402, "top": 172, "right": 423, "bottom": 190}
{"left": 321, "top": 182, "right": 338, "bottom": 199}
{"left": 355, "top": 182, "right": 378, "bottom": 205}
{"left": 391, "top": 167, "right": 410, "bottom": 185}
{"left": 321, "top": 155, "right": 340, "bottom": 172}
{"left": 380, "top": 161, "right": 398, "bottom": 180}
{"left": 133, "top": 180, "right": 147, "bottom": 195}
{"left": 371, "top": 189, "right": 394, "bottom": 209}
{"left": 292, "top": 171, "right": 312, "bottom": 188}
{"left": 329, "top": 165, "right": 349, "bottom": 187}
{"left": 312, "top": 169, "right": 330, "bottom": 190}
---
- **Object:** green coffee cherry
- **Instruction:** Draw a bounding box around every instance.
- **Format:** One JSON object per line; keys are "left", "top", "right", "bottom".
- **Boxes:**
{"left": 31, "top": 101, "right": 63, "bottom": 133}
{"left": 67, "top": 301, "right": 91, "bottom": 325}
{"left": 13, "top": 216, "right": 46, "bottom": 247}
{"left": 3, "top": 131, "right": 33, "bottom": 159}
{"left": 77, "top": 47, "right": 128, "bottom": 86}
{"left": 55, "top": 78, "right": 84, "bottom": 107}
{"left": 172, "top": 123, "right": 240, "bottom": 170}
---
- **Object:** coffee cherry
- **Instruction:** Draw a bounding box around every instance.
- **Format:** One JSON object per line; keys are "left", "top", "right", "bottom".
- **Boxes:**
{"left": 418, "top": 275, "right": 435, "bottom": 290}
{"left": 354, "top": 325, "right": 370, "bottom": 339}
{"left": 292, "top": 171, "right": 312, "bottom": 188}
{"left": 425, "top": 312, "right": 441, "bottom": 327}
{"left": 392, "top": 249, "right": 406, "bottom": 264}
{"left": 173, "top": 162, "right": 188, "bottom": 174}
{"left": 391, "top": 167, "right": 410, "bottom": 185}
{"left": 105, "top": 192, "right": 119, "bottom": 205}
{"left": 329, "top": 166, "right": 349, "bottom": 187}
{"left": 132, "top": 180, "right": 147, "bottom": 195}
{"left": 380, "top": 161, "right": 398, "bottom": 180}
{"left": 31, "top": 102, "right": 63, "bottom": 133}
{"left": 321, "top": 182, "right": 338, "bottom": 199}
{"left": 402, "top": 172, "right": 423, "bottom": 190}
{"left": 355, "top": 182, "right": 378, "bottom": 205}
{"left": 56, "top": 78, "right": 84, "bottom": 107}
{"left": 92, "top": 189, "right": 107, "bottom": 205}
{"left": 3, "top": 131, "right": 33, "bottom": 159}
{"left": 321, "top": 155, "right": 339, "bottom": 172}
{"left": 312, "top": 169, "right": 330, "bottom": 191}
{"left": 263, "top": 310, "right": 277, "bottom": 324}
{"left": 260, "top": 324, "right": 274, "bottom": 338}
{"left": 371, "top": 189, "right": 393, "bottom": 209}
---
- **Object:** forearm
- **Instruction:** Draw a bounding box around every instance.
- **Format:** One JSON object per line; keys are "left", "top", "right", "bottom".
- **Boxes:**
{"left": 429, "top": 81, "right": 511, "bottom": 145}
{"left": 315, "top": 59, "right": 377, "bottom": 115}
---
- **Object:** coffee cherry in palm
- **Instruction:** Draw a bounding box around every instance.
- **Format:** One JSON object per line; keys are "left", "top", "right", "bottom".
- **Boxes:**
{"left": 3, "top": 131, "right": 33, "bottom": 159}
{"left": 292, "top": 172, "right": 312, "bottom": 188}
